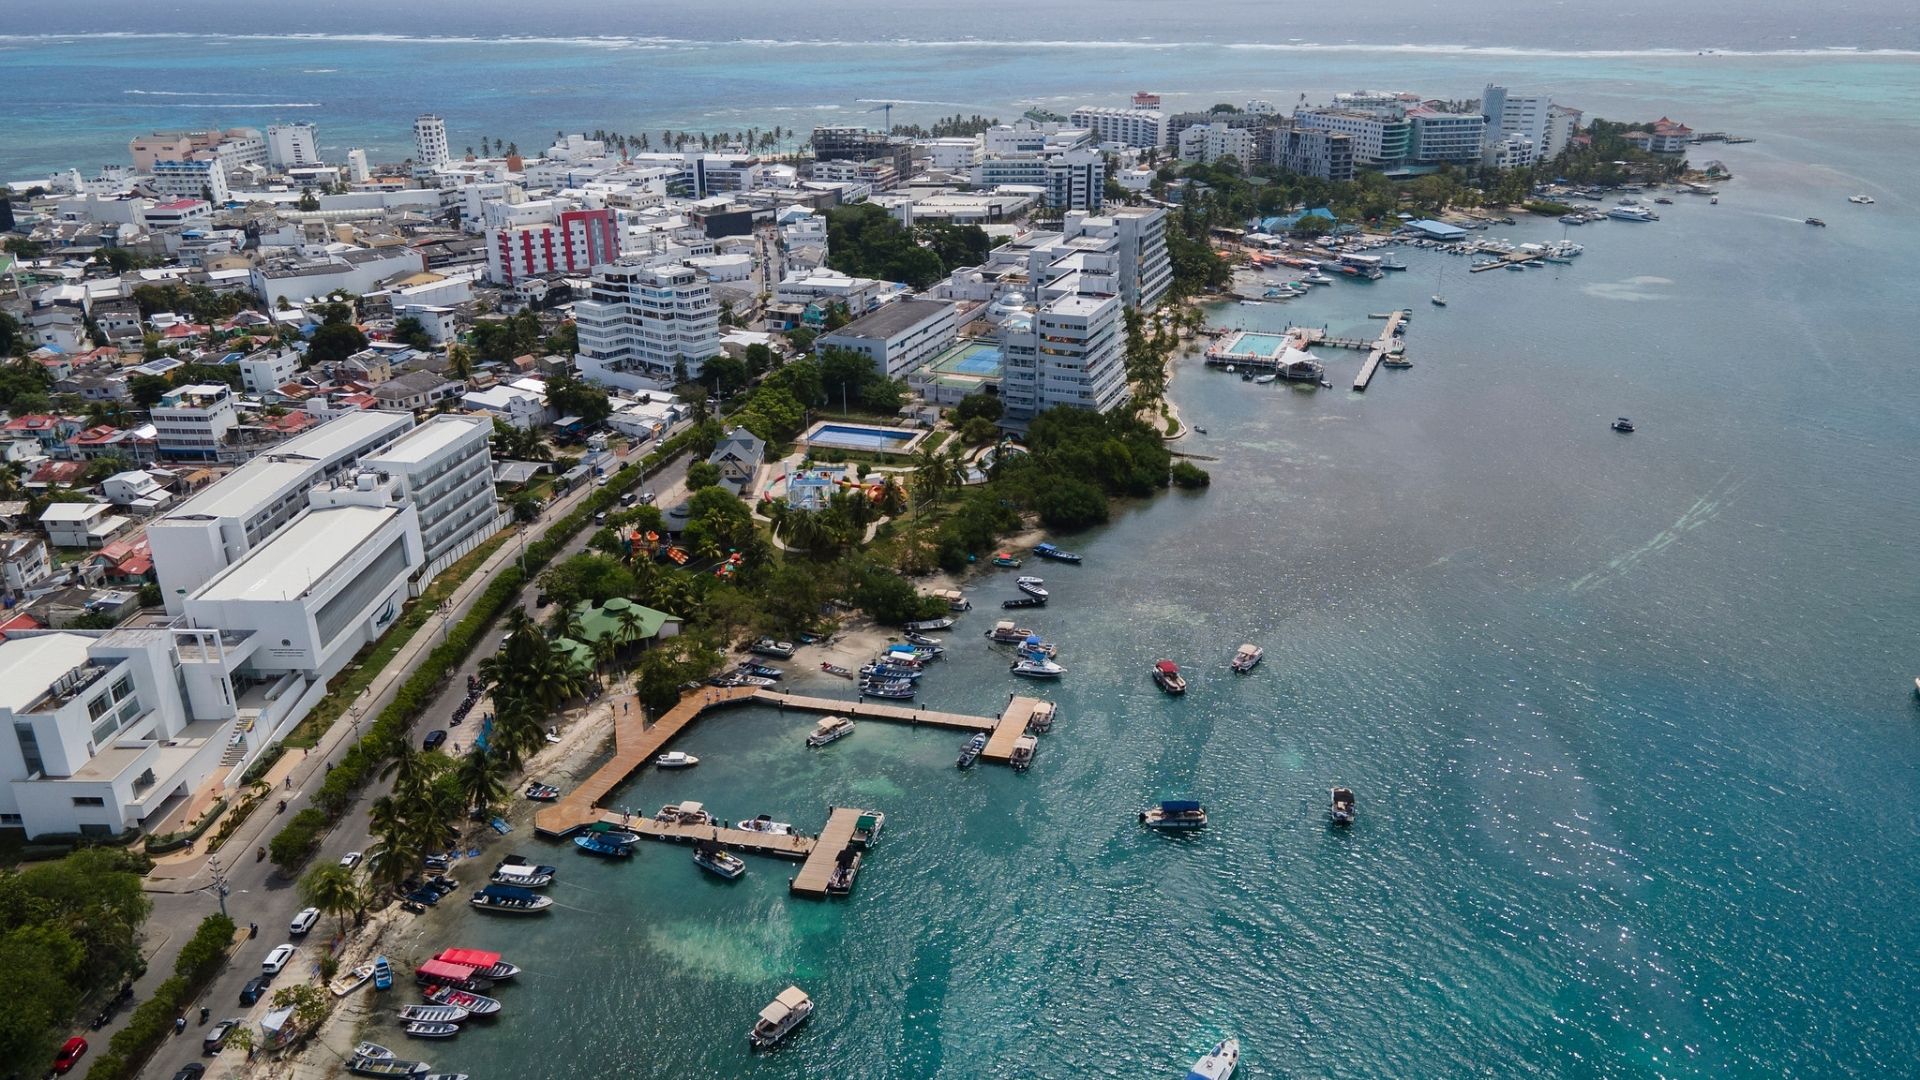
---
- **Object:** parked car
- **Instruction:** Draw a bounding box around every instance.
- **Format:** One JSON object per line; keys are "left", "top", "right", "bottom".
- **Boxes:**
{"left": 422, "top": 729, "right": 447, "bottom": 752}
{"left": 53, "top": 1036, "right": 87, "bottom": 1074}
{"left": 203, "top": 1018, "right": 239, "bottom": 1054}
{"left": 261, "top": 943, "right": 296, "bottom": 976}
{"left": 289, "top": 907, "right": 320, "bottom": 937}
{"left": 172, "top": 1064, "right": 206, "bottom": 1080}
{"left": 638, "top": 490, "right": 657, "bottom": 505}
{"left": 340, "top": 850, "right": 364, "bottom": 869}
{"left": 239, "top": 975, "right": 269, "bottom": 1005}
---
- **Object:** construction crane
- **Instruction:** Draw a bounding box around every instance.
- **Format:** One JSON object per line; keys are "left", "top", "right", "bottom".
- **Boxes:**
{"left": 864, "top": 100, "right": 909, "bottom": 133}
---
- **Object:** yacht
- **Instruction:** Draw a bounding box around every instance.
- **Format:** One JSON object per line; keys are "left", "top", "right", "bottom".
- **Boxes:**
{"left": 957, "top": 732, "right": 988, "bottom": 769}
{"left": 749, "top": 638, "right": 796, "bottom": 659}
{"left": 805, "top": 716, "right": 855, "bottom": 747}
{"left": 748, "top": 986, "right": 814, "bottom": 1049}
{"left": 1152, "top": 660, "right": 1188, "bottom": 695}
{"left": 1186, "top": 1038, "right": 1241, "bottom": 1080}
{"left": 1140, "top": 799, "right": 1209, "bottom": 829}
{"left": 1010, "top": 657, "right": 1065, "bottom": 679}
{"left": 693, "top": 842, "right": 747, "bottom": 880}
{"left": 1303, "top": 272, "right": 1334, "bottom": 285}
{"left": 1230, "top": 643, "right": 1264, "bottom": 674}
{"left": 653, "top": 751, "right": 699, "bottom": 769}
{"left": 1330, "top": 786, "right": 1357, "bottom": 826}
{"left": 1606, "top": 205, "right": 1658, "bottom": 222}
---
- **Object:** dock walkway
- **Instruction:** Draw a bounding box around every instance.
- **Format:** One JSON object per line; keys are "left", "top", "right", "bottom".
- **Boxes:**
{"left": 1353, "top": 309, "right": 1407, "bottom": 392}
{"left": 583, "top": 810, "right": 815, "bottom": 859}
{"left": 790, "top": 806, "right": 871, "bottom": 897}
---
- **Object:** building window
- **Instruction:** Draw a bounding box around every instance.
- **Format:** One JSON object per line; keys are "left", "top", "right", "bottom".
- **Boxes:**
{"left": 0, "top": 814, "right": 20, "bottom": 825}
{"left": 111, "top": 674, "right": 134, "bottom": 700}
{"left": 86, "top": 693, "right": 112, "bottom": 720}
{"left": 72, "top": 796, "right": 106, "bottom": 807}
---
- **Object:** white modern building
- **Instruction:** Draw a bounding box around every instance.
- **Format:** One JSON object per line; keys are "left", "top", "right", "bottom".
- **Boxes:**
{"left": 1481, "top": 86, "right": 1580, "bottom": 163}
{"left": 40, "top": 503, "right": 131, "bottom": 550}
{"left": 266, "top": 123, "right": 321, "bottom": 169}
{"left": 460, "top": 381, "right": 551, "bottom": 430}
{"left": 920, "top": 137, "right": 984, "bottom": 172}
{"left": 1047, "top": 150, "right": 1106, "bottom": 212}
{"left": 238, "top": 347, "right": 301, "bottom": 395}
{"left": 413, "top": 114, "right": 450, "bottom": 169}
{"left": 346, "top": 149, "right": 370, "bottom": 183}
{"left": 1482, "top": 132, "right": 1536, "bottom": 170}
{"left": 1178, "top": 122, "right": 1257, "bottom": 166}
{"left": 361, "top": 415, "right": 498, "bottom": 576}
{"left": 573, "top": 261, "right": 721, "bottom": 391}
{"left": 150, "top": 159, "right": 230, "bottom": 205}
{"left": 150, "top": 383, "right": 239, "bottom": 459}
{"left": 998, "top": 291, "right": 1129, "bottom": 421}
{"left": 815, "top": 299, "right": 959, "bottom": 379}
{"left": 1068, "top": 106, "right": 1168, "bottom": 150}
{"left": 1407, "top": 109, "right": 1488, "bottom": 165}
{"left": 1292, "top": 109, "right": 1411, "bottom": 167}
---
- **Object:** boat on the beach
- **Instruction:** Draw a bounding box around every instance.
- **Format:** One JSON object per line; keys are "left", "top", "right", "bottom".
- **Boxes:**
{"left": 1230, "top": 643, "right": 1263, "bottom": 674}
{"left": 806, "top": 716, "right": 856, "bottom": 747}
{"left": 423, "top": 985, "right": 501, "bottom": 1016}
{"left": 434, "top": 949, "right": 517, "bottom": 981}
{"left": 739, "top": 663, "right": 784, "bottom": 680}
{"left": 1140, "top": 799, "right": 1209, "bottom": 830}
{"left": 1186, "top": 1037, "right": 1241, "bottom": 1080}
{"left": 1002, "top": 595, "right": 1046, "bottom": 609}
{"left": 693, "top": 842, "right": 747, "bottom": 880}
{"left": 1010, "top": 657, "right": 1065, "bottom": 679}
{"left": 736, "top": 814, "right": 794, "bottom": 835}
{"left": 522, "top": 782, "right": 560, "bottom": 801}
{"left": 957, "top": 732, "right": 987, "bottom": 768}
{"left": 748, "top": 986, "right": 814, "bottom": 1049}
{"left": 904, "top": 616, "right": 955, "bottom": 632}
{"left": 402, "top": 1022, "right": 460, "bottom": 1040}
{"left": 654, "top": 751, "right": 700, "bottom": 768}
{"left": 711, "top": 673, "right": 776, "bottom": 689}
{"left": 1612, "top": 417, "right": 1635, "bottom": 433}
{"left": 330, "top": 963, "right": 375, "bottom": 997}
{"left": 925, "top": 587, "right": 971, "bottom": 611}
{"left": 353, "top": 1043, "right": 395, "bottom": 1061}
{"left": 991, "top": 551, "right": 1022, "bottom": 568}
{"left": 489, "top": 858, "right": 555, "bottom": 888}
{"left": 1032, "top": 543, "right": 1082, "bottom": 563}
{"left": 574, "top": 833, "right": 636, "bottom": 858}
{"left": 1015, "top": 576, "right": 1048, "bottom": 599}
{"left": 750, "top": 638, "right": 796, "bottom": 659}
{"left": 1330, "top": 786, "right": 1357, "bottom": 826}
{"left": 372, "top": 956, "right": 393, "bottom": 991}
{"left": 819, "top": 662, "right": 855, "bottom": 678}
{"left": 1152, "top": 659, "right": 1188, "bottom": 695}
{"left": 468, "top": 885, "right": 553, "bottom": 914}
{"left": 398, "top": 1004, "right": 470, "bottom": 1024}
{"left": 1009, "top": 734, "right": 1038, "bottom": 772}
{"left": 986, "top": 620, "right": 1032, "bottom": 643}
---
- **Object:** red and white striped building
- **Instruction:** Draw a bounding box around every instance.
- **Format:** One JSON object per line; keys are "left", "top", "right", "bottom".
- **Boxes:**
{"left": 484, "top": 208, "right": 620, "bottom": 285}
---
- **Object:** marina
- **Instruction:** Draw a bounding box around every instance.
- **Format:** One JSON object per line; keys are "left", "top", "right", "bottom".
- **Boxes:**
{"left": 1352, "top": 310, "right": 1409, "bottom": 392}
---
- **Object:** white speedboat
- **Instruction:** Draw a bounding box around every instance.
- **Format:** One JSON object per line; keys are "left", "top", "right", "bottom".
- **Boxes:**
{"left": 1010, "top": 658, "right": 1065, "bottom": 679}
{"left": 736, "top": 814, "right": 794, "bottom": 835}
{"left": 693, "top": 843, "right": 746, "bottom": 880}
{"left": 653, "top": 751, "right": 699, "bottom": 769}
{"left": 806, "top": 716, "right": 855, "bottom": 747}
{"left": 1848, "top": 194, "right": 1874, "bottom": 204}
{"left": 1230, "top": 643, "right": 1263, "bottom": 674}
{"left": 749, "top": 986, "right": 814, "bottom": 1048}
{"left": 1015, "top": 576, "right": 1048, "bottom": 599}
{"left": 1186, "top": 1038, "right": 1240, "bottom": 1079}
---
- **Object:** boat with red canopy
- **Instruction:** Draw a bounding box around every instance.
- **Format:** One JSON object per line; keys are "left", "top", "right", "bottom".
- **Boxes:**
{"left": 434, "top": 949, "right": 520, "bottom": 981}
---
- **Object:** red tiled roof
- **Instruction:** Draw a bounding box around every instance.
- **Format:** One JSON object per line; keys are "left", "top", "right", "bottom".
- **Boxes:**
{"left": 0, "top": 612, "right": 46, "bottom": 637}
{"left": 4, "top": 414, "right": 61, "bottom": 432}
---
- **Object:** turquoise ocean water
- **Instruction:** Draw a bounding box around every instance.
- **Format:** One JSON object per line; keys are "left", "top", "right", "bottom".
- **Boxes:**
{"left": 6, "top": 6, "right": 1920, "bottom": 1075}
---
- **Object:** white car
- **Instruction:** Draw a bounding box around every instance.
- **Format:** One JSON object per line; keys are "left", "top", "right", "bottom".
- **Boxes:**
{"left": 288, "top": 907, "right": 320, "bottom": 937}
{"left": 339, "top": 851, "right": 363, "bottom": 869}
{"left": 261, "top": 944, "right": 296, "bottom": 977}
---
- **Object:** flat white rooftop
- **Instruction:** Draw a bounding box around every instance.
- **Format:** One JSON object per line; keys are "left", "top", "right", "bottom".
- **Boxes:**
{"left": 0, "top": 633, "right": 96, "bottom": 713}
{"left": 163, "top": 411, "right": 413, "bottom": 522}
{"left": 366, "top": 415, "right": 485, "bottom": 466}
{"left": 195, "top": 505, "right": 398, "bottom": 603}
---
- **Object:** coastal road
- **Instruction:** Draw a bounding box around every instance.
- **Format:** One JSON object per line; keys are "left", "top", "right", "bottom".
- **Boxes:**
{"left": 121, "top": 427, "right": 692, "bottom": 1080}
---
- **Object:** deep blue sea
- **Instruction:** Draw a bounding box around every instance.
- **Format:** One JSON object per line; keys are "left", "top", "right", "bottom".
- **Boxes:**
{"left": 9, "top": 5, "right": 1920, "bottom": 1076}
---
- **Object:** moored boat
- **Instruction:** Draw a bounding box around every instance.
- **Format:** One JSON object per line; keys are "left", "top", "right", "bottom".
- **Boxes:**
{"left": 859, "top": 662, "right": 922, "bottom": 681}
{"left": 956, "top": 732, "right": 987, "bottom": 769}
{"left": 1010, "top": 657, "right": 1065, "bottom": 679}
{"left": 1009, "top": 734, "right": 1038, "bottom": 772}
{"left": 860, "top": 681, "right": 915, "bottom": 700}
{"left": 655, "top": 800, "right": 715, "bottom": 826}
{"left": 398, "top": 1004, "right": 470, "bottom": 1024}
{"left": 750, "top": 638, "right": 796, "bottom": 659}
{"left": 748, "top": 986, "right": 814, "bottom": 1049}
{"left": 1186, "top": 1037, "right": 1241, "bottom": 1080}
{"left": 739, "top": 663, "right": 784, "bottom": 680}
{"left": 489, "top": 857, "right": 555, "bottom": 888}
{"left": 736, "top": 814, "right": 795, "bottom": 835}
{"left": 423, "top": 985, "right": 501, "bottom": 1016}
{"left": 693, "top": 842, "right": 747, "bottom": 880}
{"left": 574, "top": 833, "right": 636, "bottom": 858}
{"left": 413, "top": 959, "right": 491, "bottom": 993}
{"left": 986, "top": 620, "right": 1032, "bottom": 643}
{"left": 523, "top": 782, "right": 560, "bottom": 801}
{"left": 1230, "top": 643, "right": 1263, "bottom": 674}
{"left": 654, "top": 751, "right": 700, "bottom": 768}
{"left": 372, "top": 956, "right": 393, "bottom": 991}
{"left": 1015, "top": 576, "right": 1048, "bottom": 599}
{"left": 352, "top": 1043, "right": 395, "bottom": 1061}
{"left": 991, "top": 551, "right": 1022, "bottom": 568}
{"left": 903, "top": 616, "right": 955, "bottom": 632}
{"left": 850, "top": 811, "right": 885, "bottom": 849}
{"left": 806, "top": 716, "right": 855, "bottom": 747}
{"left": 468, "top": 884, "right": 552, "bottom": 914}
{"left": 1612, "top": 417, "right": 1635, "bottom": 433}
{"left": 347, "top": 1057, "right": 430, "bottom": 1078}
{"left": 1140, "top": 799, "right": 1209, "bottom": 829}
{"left": 584, "top": 821, "right": 641, "bottom": 846}
{"left": 1028, "top": 700, "right": 1057, "bottom": 733}
{"left": 819, "top": 662, "right": 855, "bottom": 678}
{"left": 1152, "top": 659, "right": 1188, "bottom": 694}
{"left": 903, "top": 631, "right": 943, "bottom": 647}
{"left": 1032, "top": 542, "right": 1082, "bottom": 563}
{"left": 1330, "top": 786, "right": 1357, "bottom": 826}
{"left": 1002, "top": 595, "right": 1047, "bottom": 609}
{"left": 403, "top": 1021, "right": 460, "bottom": 1040}
{"left": 330, "top": 963, "right": 375, "bottom": 997}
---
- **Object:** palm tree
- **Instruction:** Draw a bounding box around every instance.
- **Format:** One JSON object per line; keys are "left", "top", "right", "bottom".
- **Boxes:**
{"left": 377, "top": 741, "right": 438, "bottom": 806}
{"left": 298, "top": 863, "right": 363, "bottom": 938}
{"left": 614, "top": 604, "right": 647, "bottom": 653}
{"left": 455, "top": 745, "right": 507, "bottom": 817}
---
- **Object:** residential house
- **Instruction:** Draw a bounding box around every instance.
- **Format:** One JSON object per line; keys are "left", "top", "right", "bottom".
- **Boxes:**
{"left": 40, "top": 502, "right": 131, "bottom": 549}
{"left": 0, "top": 534, "right": 53, "bottom": 598}
{"left": 101, "top": 471, "right": 171, "bottom": 513}
{"left": 372, "top": 370, "right": 465, "bottom": 413}
{"left": 706, "top": 428, "right": 765, "bottom": 491}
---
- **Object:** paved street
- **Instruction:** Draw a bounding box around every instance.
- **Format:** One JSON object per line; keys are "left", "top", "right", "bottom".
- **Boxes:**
{"left": 109, "top": 429, "right": 693, "bottom": 1080}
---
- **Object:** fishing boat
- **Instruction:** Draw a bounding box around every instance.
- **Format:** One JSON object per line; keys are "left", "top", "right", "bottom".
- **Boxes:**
{"left": 467, "top": 885, "right": 552, "bottom": 914}
{"left": 584, "top": 821, "right": 641, "bottom": 846}
{"left": 879, "top": 645, "right": 929, "bottom": 667}
{"left": 1015, "top": 576, "right": 1049, "bottom": 599}
{"left": 693, "top": 842, "right": 747, "bottom": 880}
{"left": 748, "top": 986, "right": 814, "bottom": 1049}
{"left": 654, "top": 751, "right": 700, "bottom": 768}
{"left": 372, "top": 956, "right": 394, "bottom": 991}
{"left": 957, "top": 732, "right": 988, "bottom": 768}
{"left": 991, "top": 551, "right": 1022, "bottom": 568}
{"left": 399, "top": 1004, "right": 471, "bottom": 1024}
{"left": 739, "top": 663, "right": 784, "bottom": 680}
{"left": 986, "top": 620, "right": 1032, "bottom": 644}
{"left": 523, "top": 782, "right": 560, "bottom": 801}
{"left": 1152, "top": 659, "right": 1188, "bottom": 695}
{"left": 347, "top": 1056, "right": 430, "bottom": 1078}
{"left": 860, "top": 662, "right": 922, "bottom": 681}
{"left": 1010, "top": 657, "right": 1065, "bottom": 679}
{"left": 1330, "top": 786, "right": 1357, "bottom": 826}
{"left": 1140, "top": 799, "right": 1209, "bottom": 830}
{"left": 423, "top": 985, "right": 501, "bottom": 1017}
{"left": 819, "top": 662, "right": 855, "bottom": 679}
{"left": 1230, "top": 643, "right": 1264, "bottom": 674}
{"left": 860, "top": 680, "right": 916, "bottom": 700}
{"left": 806, "top": 716, "right": 856, "bottom": 747}
{"left": 736, "top": 815, "right": 795, "bottom": 835}
{"left": 903, "top": 616, "right": 955, "bottom": 632}
{"left": 1002, "top": 595, "right": 1047, "bottom": 609}
{"left": 1612, "top": 417, "right": 1635, "bottom": 433}
{"left": 413, "top": 960, "right": 492, "bottom": 994}
{"left": 903, "top": 631, "right": 943, "bottom": 647}
{"left": 1187, "top": 1037, "right": 1241, "bottom": 1080}
{"left": 403, "top": 1022, "right": 460, "bottom": 1040}
{"left": 353, "top": 1043, "right": 395, "bottom": 1061}
{"left": 574, "top": 833, "right": 636, "bottom": 858}
{"left": 1032, "top": 542, "right": 1082, "bottom": 563}
{"left": 1028, "top": 700, "right": 1057, "bottom": 733}
{"left": 1009, "top": 734, "right": 1038, "bottom": 772}
{"left": 330, "top": 963, "right": 375, "bottom": 997}
{"left": 489, "top": 858, "right": 555, "bottom": 888}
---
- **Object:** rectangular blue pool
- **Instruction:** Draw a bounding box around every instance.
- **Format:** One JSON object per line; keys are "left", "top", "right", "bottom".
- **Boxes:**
{"left": 802, "top": 421, "right": 926, "bottom": 454}
{"left": 1231, "top": 332, "right": 1291, "bottom": 356}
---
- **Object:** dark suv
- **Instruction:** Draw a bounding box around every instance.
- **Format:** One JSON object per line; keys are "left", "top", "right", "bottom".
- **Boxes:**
{"left": 239, "top": 975, "right": 269, "bottom": 1005}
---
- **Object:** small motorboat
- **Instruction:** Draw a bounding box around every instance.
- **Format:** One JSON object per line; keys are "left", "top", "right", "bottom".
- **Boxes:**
{"left": 654, "top": 751, "right": 700, "bottom": 768}
{"left": 1031, "top": 543, "right": 1082, "bottom": 563}
{"left": 1002, "top": 595, "right": 1047, "bottom": 609}
{"left": 372, "top": 956, "right": 393, "bottom": 991}
{"left": 584, "top": 822, "right": 641, "bottom": 846}
{"left": 693, "top": 842, "right": 747, "bottom": 880}
{"left": 1612, "top": 417, "right": 1635, "bottom": 433}
{"left": 352, "top": 1043, "right": 395, "bottom": 1061}
{"left": 1253, "top": 373, "right": 1277, "bottom": 385}
{"left": 1009, "top": 734, "right": 1037, "bottom": 772}
{"left": 1430, "top": 294, "right": 1446, "bottom": 307}
{"left": 523, "top": 782, "right": 560, "bottom": 801}
{"left": 904, "top": 617, "right": 955, "bottom": 632}
{"left": 986, "top": 621, "right": 1032, "bottom": 643}
{"left": 736, "top": 814, "right": 794, "bottom": 835}
{"left": 1187, "top": 1037, "right": 1241, "bottom": 1080}
{"left": 468, "top": 885, "right": 553, "bottom": 913}
{"left": 402, "top": 1021, "right": 460, "bottom": 1040}
{"left": 1010, "top": 657, "right": 1065, "bottom": 679}
{"left": 1015, "top": 576, "right": 1048, "bottom": 599}
{"left": 330, "top": 963, "right": 375, "bottom": 997}
{"left": 806, "top": 716, "right": 856, "bottom": 747}
{"left": 1193, "top": 426, "right": 1209, "bottom": 434}
{"left": 739, "top": 663, "right": 784, "bottom": 680}
{"left": 398, "top": 1004, "right": 470, "bottom": 1024}
{"left": 750, "top": 638, "right": 796, "bottom": 659}
{"left": 575, "top": 833, "right": 636, "bottom": 858}
{"left": 957, "top": 732, "right": 988, "bottom": 769}
{"left": 1654, "top": 196, "right": 1674, "bottom": 204}
{"left": 1230, "top": 643, "right": 1263, "bottom": 674}
{"left": 1849, "top": 194, "right": 1875, "bottom": 205}
{"left": 860, "top": 681, "right": 916, "bottom": 700}
{"left": 1152, "top": 659, "right": 1188, "bottom": 695}
{"left": 991, "top": 551, "right": 1022, "bottom": 568}
{"left": 749, "top": 986, "right": 814, "bottom": 1049}
{"left": 1330, "top": 786, "right": 1357, "bottom": 826}
{"left": 347, "top": 1057, "right": 429, "bottom": 1079}
{"left": 489, "top": 858, "right": 555, "bottom": 888}
{"left": 819, "top": 662, "right": 855, "bottom": 678}
{"left": 904, "top": 632, "right": 943, "bottom": 647}
{"left": 1805, "top": 217, "right": 1827, "bottom": 226}
{"left": 1140, "top": 799, "right": 1208, "bottom": 829}
{"left": 423, "top": 985, "right": 501, "bottom": 1016}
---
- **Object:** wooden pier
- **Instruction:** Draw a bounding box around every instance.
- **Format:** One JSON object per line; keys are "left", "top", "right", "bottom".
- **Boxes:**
{"left": 789, "top": 806, "right": 874, "bottom": 898}
{"left": 981, "top": 696, "right": 1043, "bottom": 763}
{"left": 1292, "top": 327, "right": 1375, "bottom": 351}
{"left": 1469, "top": 254, "right": 1539, "bottom": 272}
{"left": 582, "top": 808, "right": 815, "bottom": 859}
{"left": 1352, "top": 309, "right": 1407, "bottom": 392}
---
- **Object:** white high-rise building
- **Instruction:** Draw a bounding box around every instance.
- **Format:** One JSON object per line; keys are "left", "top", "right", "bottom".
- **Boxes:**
{"left": 1045, "top": 149, "right": 1106, "bottom": 212}
{"left": 150, "top": 158, "right": 230, "bottom": 204}
{"left": 266, "top": 123, "right": 320, "bottom": 169}
{"left": 999, "top": 291, "right": 1130, "bottom": 421}
{"left": 1068, "top": 106, "right": 1168, "bottom": 150}
{"left": 413, "top": 114, "right": 450, "bottom": 168}
{"left": 1481, "top": 85, "right": 1579, "bottom": 162}
{"left": 1177, "top": 122, "right": 1257, "bottom": 165}
{"left": 346, "top": 148, "right": 370, "bottom": 183}
{"left": 573, "top": 261, "right": 721, "bottom": 391}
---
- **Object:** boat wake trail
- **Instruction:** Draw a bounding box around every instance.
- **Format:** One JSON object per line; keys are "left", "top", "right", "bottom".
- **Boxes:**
{"left": 1570, "top": 471, "right": 1745, "bottom": 594}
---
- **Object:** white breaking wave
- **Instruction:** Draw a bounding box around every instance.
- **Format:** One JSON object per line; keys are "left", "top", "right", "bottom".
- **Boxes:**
{"left": 113, "top": 102, "right": 324, "bottom": 109}
{"left": 124, "top": 89, "right": 252, "bottom": 97}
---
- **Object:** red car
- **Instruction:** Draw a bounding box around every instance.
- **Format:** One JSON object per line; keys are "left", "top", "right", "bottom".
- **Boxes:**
{"left": 53, "top": 1036, "right": 88, "bottom": 1074}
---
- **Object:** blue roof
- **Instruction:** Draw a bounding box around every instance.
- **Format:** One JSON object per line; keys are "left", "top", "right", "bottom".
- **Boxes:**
{"left": 1260, "top": 207, "right": 1337, "bottom": 230}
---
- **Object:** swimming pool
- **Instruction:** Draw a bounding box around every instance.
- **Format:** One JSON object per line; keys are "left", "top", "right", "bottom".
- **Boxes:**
{"left": 801, "top": 421, "right": 927, "bottom": 454}
{"left": 1230, "top": 332, "right": 1291, "bottom": 356}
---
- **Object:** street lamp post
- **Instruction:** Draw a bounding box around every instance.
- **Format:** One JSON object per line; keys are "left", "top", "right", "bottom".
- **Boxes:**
{"left": 206, "top": 854, "right": 229, "bottom": 919}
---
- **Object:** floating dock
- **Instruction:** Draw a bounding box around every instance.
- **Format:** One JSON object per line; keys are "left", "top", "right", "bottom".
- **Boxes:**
{"left": 585, "top": 809, "right": 814, "bottom": 859}
{"left": 789, "top": 806, "right": 874, "bottom": 898}
{"left": 1352, "top": 309, "right": 1407, "bottom": 392}
{"left": 1469, "top": 254, "right": 1540, "bottom": 272}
